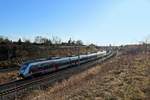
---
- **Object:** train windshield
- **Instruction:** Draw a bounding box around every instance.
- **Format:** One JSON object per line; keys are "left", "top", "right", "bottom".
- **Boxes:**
{"left": 21, "top": 64, "right": 28, "bottom": 71}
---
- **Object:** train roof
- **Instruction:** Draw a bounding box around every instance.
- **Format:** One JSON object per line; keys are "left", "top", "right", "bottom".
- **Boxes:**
{"left": 29, "top": 57, "right": 71, "bottom": 66}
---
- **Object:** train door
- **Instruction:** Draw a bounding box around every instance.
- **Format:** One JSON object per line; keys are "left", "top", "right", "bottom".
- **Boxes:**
{"left": 53, "top": 62, "right": 59, "bottom": 71}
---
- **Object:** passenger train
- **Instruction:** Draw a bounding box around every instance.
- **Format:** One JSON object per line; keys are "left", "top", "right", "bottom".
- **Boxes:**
{"left": 19, "top": 50, "right": 110, "bottom": 78}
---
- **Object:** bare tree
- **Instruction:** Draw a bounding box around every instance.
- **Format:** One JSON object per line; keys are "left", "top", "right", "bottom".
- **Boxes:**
{"left": 0, "top": 36, "right": 10, "bottom": 44}
{"left": 17, "top": 38, "right": 22, "bottom": 45}
{"left": 76, "top": 40, "right": 83, "bottom": 46}
{"left": 143, "top": 35, "right": 150, "bottom": 54}
{"left": 34, "top": 36, "right": 52, "bottom": 45}
{"left": 68, "top": 38, "right": 72, "bottom": 45}
{"left": 141, "top": 35, "right": 150, "bottom": 61}
{"left": 34, "top": 36, "right": 43, "bottom": 44}
{"left": 52, "top": 36, "right": 62, "bottom": 46}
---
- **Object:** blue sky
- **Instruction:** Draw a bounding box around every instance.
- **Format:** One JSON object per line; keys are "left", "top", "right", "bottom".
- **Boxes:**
{"left": 0, "top": 0, "right": 150, "bottom": 45}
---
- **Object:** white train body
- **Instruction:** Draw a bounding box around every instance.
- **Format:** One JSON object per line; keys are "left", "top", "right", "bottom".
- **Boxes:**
{"left": 19, "top": 51, "right": 108, "bottom": 78}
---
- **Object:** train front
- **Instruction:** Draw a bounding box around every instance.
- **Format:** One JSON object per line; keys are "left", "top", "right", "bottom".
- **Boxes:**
{"left": 19, "top": 63, "right": 30, "bottom": 78}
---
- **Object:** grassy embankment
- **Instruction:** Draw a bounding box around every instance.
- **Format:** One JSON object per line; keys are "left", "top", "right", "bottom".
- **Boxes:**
{"left": 23, "top": 50, "right": 150, "bottom": 100}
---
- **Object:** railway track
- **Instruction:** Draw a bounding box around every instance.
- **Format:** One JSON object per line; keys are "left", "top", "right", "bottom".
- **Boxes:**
{"left": 0, "top": 67, "right": 19, "bottom": 73}
{"left": 0, "top": 51, "right": 116, "bottom": 100}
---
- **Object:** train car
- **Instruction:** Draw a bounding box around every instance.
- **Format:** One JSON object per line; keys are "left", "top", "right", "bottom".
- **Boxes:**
{"left": 19, "top": 51, "right": 108, "bottom": 78}
{"left": 19, "top": 58, "right": 70, "bottom": 78}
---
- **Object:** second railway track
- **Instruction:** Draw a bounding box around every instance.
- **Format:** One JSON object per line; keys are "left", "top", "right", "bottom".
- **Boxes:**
{"left": 0, "top": 67, "right": 19, "bottom": 73}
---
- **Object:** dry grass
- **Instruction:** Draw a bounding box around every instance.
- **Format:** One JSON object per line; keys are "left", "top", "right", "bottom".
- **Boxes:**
{"left": 0, "top": 71, "right": 18, "bottom": 84}
{"left": 22, "top": 52, "right": 150, "bottom": 100}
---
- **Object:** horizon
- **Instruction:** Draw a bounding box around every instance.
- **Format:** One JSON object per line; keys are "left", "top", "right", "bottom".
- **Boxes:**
{"left": 0, "top": 35, "right": 143, "bottom": 46}
{"left": 0, "top": 0, "right": 150, "bottom": 46}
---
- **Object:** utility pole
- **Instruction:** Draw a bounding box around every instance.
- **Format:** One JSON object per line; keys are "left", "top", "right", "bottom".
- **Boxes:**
{"left": 77, "top": 46, "right": 80, "bottom": 66}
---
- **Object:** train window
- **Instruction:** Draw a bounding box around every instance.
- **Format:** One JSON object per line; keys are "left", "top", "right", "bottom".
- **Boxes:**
{"left": 80, "top": 57, "right": 87, "bottom": 61}
{"left": 39, "top": 63, "right": 48, "bottom": 69}
{"left": 40, "top": 63, "right": 47, "bottom": 67}
{"left": 29, "top": 65, "right": 38, "bottom": 73}
{"left": 61, "top": 60, "right": 70, "bottom": 65}
{"left": 30, "top": 65, "right": 37, "bottom": 69}
{"left": 40, "top": 63, "right": 52, "bottom": 69}
{"left": 56, "top": 59, "right": 69, "bottom": 66}
{"left": 21, "top": 64, "right": 27, "bottom": 71}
